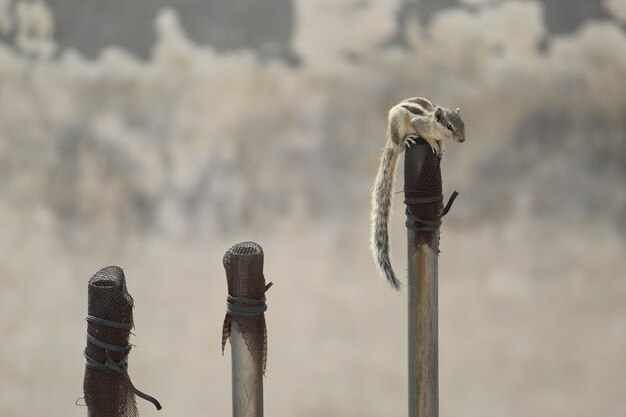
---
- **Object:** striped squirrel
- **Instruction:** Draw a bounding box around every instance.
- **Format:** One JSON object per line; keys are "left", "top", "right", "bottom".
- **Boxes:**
{"left": 370, "top": 97, "right": 465, "bottom": 289}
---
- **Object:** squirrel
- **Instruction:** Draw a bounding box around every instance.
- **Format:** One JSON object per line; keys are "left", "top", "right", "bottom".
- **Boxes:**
{"left": 370, "top": 97, "right": 465, "bottom": 289}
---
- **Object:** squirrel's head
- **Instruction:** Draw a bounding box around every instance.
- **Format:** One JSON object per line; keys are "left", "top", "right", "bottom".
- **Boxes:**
{"left": 435, "top": 107, "right": 465, "bottom": 143}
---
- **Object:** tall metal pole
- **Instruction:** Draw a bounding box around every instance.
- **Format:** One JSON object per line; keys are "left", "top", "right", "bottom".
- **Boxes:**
{"left": 231, "top": 320, "right": 263, "bottom": 417}
{"left": 222, "top": 241, "right": 270, "bottom": 417}
{"left": 404, "top": 140, "right": 444, "bottom": 417}
{"left": 407, "top": 242, "right": 438, "bottom": 417}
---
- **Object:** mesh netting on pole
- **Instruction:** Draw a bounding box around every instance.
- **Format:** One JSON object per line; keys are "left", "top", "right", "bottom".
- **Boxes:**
{"left": 83, "top": 266, "right": 161, "bottom": 416}
{"left": 404, "top": 139, "right": 458, "bottom": 254}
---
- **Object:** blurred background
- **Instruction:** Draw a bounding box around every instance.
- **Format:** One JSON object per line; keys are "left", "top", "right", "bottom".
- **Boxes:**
{"left": 0, "top": 0, "right": 625, "bottom": 416}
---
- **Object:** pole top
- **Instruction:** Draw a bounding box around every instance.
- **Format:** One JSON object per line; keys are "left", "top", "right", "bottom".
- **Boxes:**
{"left": 222, "top": 241, "right": 270, "bottom": 374}
{"left": 223, "top": 241, "right": 265, "bottom": 298}
{"left": 404, "top": 139, "right": 444, "bottom": 252}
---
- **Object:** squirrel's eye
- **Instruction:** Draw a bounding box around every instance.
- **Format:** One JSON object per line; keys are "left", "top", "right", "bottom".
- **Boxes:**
{"left": 446, "top": 123, "right": 453, "bottom": 131}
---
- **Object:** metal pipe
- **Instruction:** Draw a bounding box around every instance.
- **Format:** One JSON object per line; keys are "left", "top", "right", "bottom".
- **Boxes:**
{"left": 231, "top": 320, "right": 263, "bottom": 417}
{"left": 404, "top": 140, "right": 442, "bottom": 417}
{"left": 222, "top": 241, "right": 267, "bottom": 417}
{"left": 407, "top": 241, "right": 438, "bottom": 417}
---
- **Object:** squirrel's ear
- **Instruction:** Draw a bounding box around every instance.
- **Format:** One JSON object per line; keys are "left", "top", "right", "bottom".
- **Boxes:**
{"left": 455, "top": 107, "right": 461, "bottom": 114}
{"left": 435, "top": 107, "right": 443, "bottom": 121}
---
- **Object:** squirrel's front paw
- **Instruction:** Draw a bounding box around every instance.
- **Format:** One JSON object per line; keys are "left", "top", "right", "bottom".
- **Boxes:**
{"left": 405, "top": 135, "right": 417, "bottom": 149}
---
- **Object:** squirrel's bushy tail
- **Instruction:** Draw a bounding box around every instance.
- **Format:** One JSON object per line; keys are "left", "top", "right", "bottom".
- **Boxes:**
{"left": 370, "top": 145, "right": 401, "bottom": 290}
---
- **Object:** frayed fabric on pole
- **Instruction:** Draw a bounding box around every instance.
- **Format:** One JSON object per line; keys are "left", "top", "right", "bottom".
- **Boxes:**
{"left": 404, "top": 140, "right": 459, "bottom": 255}
{"left": 221, "top": 242, "right": 272, "bottom": 375}
{"left": 82, "top": 266, "right": 161, "bottom": 416}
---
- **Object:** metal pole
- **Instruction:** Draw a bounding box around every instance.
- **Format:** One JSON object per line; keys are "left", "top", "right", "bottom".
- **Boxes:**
{"left": 222, "top": 241, "right": 269, "bottom": 417}
{"left": 231, "top": 320, "right": 263, "bottom": 417}
{"left": 407, "top": 242, "right": 438, "bottom": 417}
{"left": 404, "top": 140, "right": 443, "bottom": 417}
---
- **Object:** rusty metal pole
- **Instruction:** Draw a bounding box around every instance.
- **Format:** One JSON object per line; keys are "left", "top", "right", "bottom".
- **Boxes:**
{"left": 404, "top": 139, "right": 447, "bottom": 417}
{"left": 407, "top": 242, "right": 438, "bottom": 417}
{"left": 221, "top": 242, "right": 271, "bottom": 417}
